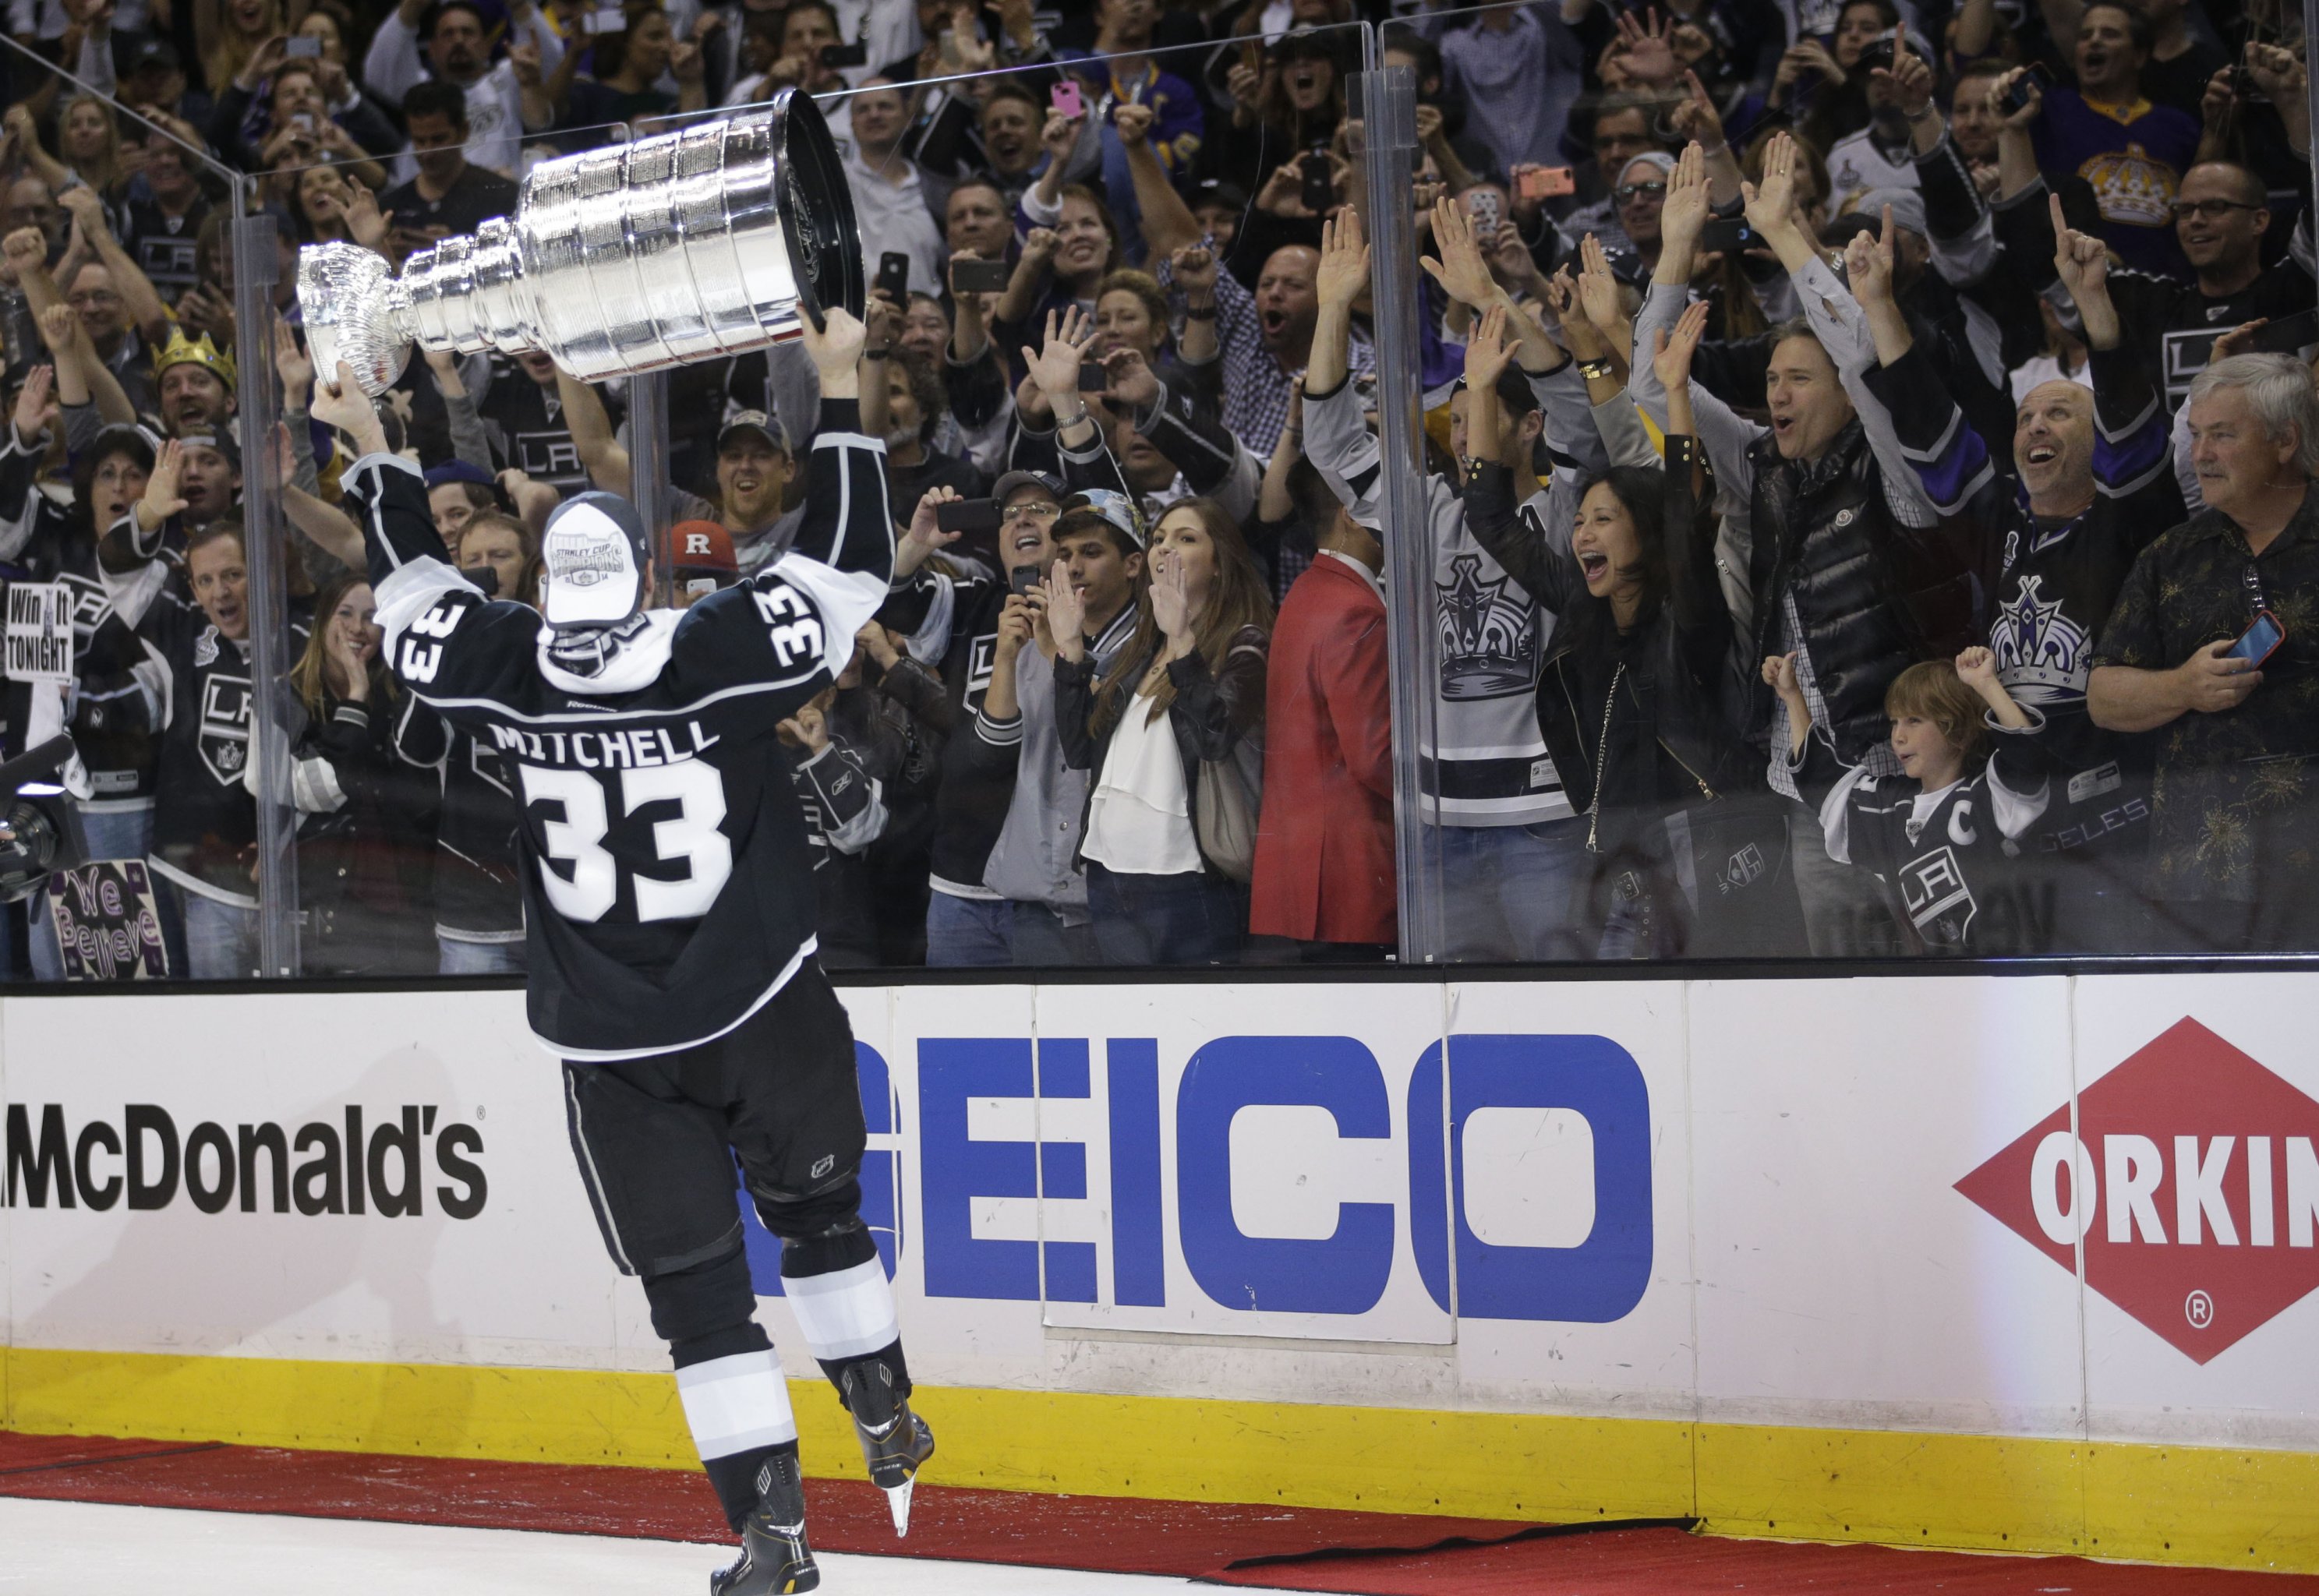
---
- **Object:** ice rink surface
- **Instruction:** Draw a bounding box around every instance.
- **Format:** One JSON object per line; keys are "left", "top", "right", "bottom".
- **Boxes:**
{"left": 0, "top": 1497, "right": 1270, "bottom": 1595}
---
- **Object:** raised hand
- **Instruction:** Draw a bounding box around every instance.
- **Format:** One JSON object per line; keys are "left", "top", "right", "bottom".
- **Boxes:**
{"left": 1418, "top": 194, "right": 1494, "bottom": 309}
{"left": 1992, "top": 65, "right": 2042, "bottom": 128}
{"left": 2, "top": 226, "right": 48, "bottom": 285}
{"left": 1111, "top": 100, "right": 1154, "bottom": 147}
{"left": 268, "top": 420, "right": 296, "bottom": 491}
{"left": 1104, "top": 345, "right": 1161, "bottom": 410}
{"left": 1021, "top": 305, "right": 1098, "bottom": 408}
{"left": 1315, "top": 204, "right": 1370, "bottom": 308}
{"left": 1040, "top": 107, "right": 1083, "bottom": 166}
{"left": 1954, "top": 645, "right": 2000, "bottom": 694}
{"left": 2243, "top": 40, "right": 2306, "bottom": 102}
{"left": 1610, "top": 6, "right": 1681, "bottom": 87}
{"left": 801, "top": 303, "right": 868, "bottom": 381}
{"left": 1149, "top": 551, "right": 1191, "bottom": 644}
{"left": 1740, "top": 129, "right": 1798, "bottom": 237}
{"left": 1022, "top": 225, "right": 1059, "bottom": 265}
{"left": 1169, "top": 241, "right": 1218, "bottom": 301}
{"left": 57, "top": 185, "right": 111, "bottom": 244}
{"left": 344, "top": 183, "right": 393, "bottom": 252}
{"left": 273, "top": 317, "right": 313, "bottom": 401}
{"left": 1041, "top": 559, "right": 1087, "bottom": 659}
{"left": 311, "top": 359, "right": 390, "bottom": 454}
{"left": 37, "top": 302, "right": 80, "bottom": 357}
{"left": 509, "top": 36, "right": 543, "bottom": 86}
{"left": 1667, "top": 69, "right": 1727, "bottom": 149}
{"left": 1652, "top": 296, "right": 1712, "bottom": 391}
{"left": 1463, "top": 301, "right": 1515, "bottom": 390}
{"left": 1658, "top": 139, "right": 1712, "bottom": 266}
{"left": 1875, "top": 27, "right": 1934, "bottom": 118}
{"left": 896, "top": 484, "right": 963, "bottom": 577}
{"left": 1844, "top": 205, "right": 1897, "bottom": 304}
{"left": 1576, "top": 232, "right": 1624, "bottom": 333}
{"left": 11, "top": 363, "right": 55, "bottom": 445}
{"left": 136, "top": 438, "right": 187, "bottom": 532}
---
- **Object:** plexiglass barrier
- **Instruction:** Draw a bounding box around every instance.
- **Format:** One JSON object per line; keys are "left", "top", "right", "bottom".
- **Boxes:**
{"left": 8, "top": 2, "right": 2319, "bottom": 982}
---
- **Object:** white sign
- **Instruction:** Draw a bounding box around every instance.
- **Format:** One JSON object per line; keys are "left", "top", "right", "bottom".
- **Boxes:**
{"left": 4, "top": 581, "right": 73, "bottom": 685}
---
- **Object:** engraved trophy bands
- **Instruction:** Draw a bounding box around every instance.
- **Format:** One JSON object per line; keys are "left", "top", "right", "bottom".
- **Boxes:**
{"left": 298, "top": 89, "right": 863, "bottom": 396}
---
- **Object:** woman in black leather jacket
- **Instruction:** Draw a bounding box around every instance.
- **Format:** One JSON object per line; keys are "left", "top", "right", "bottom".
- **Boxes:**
{"left": 1462, "top": 302, "right": 1805, "bottom": 958}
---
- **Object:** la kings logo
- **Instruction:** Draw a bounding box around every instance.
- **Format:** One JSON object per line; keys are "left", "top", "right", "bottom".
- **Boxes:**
{"left": 199, "top": 669, "right": 251, "bottom": 786}
{"left": 1437, "top": 553, "right": 1536, "bottom": 700}
{"left": 1991, "top": 576, "right": 2091, "bottom": 706}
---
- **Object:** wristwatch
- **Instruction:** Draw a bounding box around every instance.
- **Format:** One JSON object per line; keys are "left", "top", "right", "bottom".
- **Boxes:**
{"left": 1578, "top": 357, "right": 1616, "bottom": 381}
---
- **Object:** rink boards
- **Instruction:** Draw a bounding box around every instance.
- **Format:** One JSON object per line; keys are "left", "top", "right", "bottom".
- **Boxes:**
{"left": 3, "top": 972, "right": 2319, "bottom": 1571}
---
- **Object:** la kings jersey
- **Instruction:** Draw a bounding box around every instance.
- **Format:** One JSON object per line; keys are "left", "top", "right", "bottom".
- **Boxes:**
{"left": 348, "top": 400, "right": 893, "bottom": 1058}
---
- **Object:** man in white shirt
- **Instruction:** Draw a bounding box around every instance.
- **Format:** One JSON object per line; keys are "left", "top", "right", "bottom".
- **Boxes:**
{"left": 843, "top": 79, "right": 946, "bottom": 295}
{"left": 363, "top": 0, "right": 563, "bottom": 179}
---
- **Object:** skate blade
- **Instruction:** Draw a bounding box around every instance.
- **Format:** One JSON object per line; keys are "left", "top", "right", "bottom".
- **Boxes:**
{"left": 883, "top": 1476, "right": 914, "bottom": 1538}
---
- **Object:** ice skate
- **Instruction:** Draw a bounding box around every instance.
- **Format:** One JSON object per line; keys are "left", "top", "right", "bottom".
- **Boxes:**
{"left": 840, "top": 1362, "right": 936, "bottom": 1536}
{"left": 709, "top": 1451, "right": 818, "bottom": 1594}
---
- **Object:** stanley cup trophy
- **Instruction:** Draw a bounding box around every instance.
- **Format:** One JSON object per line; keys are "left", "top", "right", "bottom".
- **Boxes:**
{"left": 298, "top": 88, "right": 864, "bottom": 394}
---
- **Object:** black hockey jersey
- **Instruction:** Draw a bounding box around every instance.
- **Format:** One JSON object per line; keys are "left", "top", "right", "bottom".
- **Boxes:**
{"left": 347, "top": 399, "right": 893, "bottom": 1058}
{"left": 1796, "top": 722, "right": 2052, "bottom": 955}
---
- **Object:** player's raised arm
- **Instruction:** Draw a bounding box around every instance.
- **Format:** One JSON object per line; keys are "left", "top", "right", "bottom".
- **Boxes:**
{"left": 773, "top": 307, "right": 894, "bottom": 589}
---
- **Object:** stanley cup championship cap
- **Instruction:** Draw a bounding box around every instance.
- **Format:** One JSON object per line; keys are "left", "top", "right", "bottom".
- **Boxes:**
{"left": 542, "top": 492, "right": 651, "bottom": 627}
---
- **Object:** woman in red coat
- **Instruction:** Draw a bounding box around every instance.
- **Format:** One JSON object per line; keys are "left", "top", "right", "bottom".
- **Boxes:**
{"left": 1250, "top": 495, "right": 1396, "bottom": 955}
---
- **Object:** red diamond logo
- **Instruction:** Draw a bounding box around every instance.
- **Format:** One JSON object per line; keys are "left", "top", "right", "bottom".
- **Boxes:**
{"left": 1956, "top": 1018, "right": 2319, "bottom": 1363}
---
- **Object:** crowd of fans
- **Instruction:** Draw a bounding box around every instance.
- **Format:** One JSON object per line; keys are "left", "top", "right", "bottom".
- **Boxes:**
{"left": 0, "top": 0, "right": 2314, "bottom": 977}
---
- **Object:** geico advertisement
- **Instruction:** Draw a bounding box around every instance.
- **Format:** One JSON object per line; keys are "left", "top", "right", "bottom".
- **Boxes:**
{"left": 0, "top": 983, "right": 1689, "bottom": 1362}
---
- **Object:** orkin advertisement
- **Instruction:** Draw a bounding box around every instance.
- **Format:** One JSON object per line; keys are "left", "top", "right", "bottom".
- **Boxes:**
{"left": 2, "top": 976, "right": 2316, "bottom": 1450}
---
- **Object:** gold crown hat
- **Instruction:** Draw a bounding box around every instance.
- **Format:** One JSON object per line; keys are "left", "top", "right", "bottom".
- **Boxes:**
{"left": 151, "top": 325, "right": 237, "bottom": 387}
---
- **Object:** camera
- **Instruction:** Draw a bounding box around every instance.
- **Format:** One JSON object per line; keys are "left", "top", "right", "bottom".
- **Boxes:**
{"left": 0, "top": 736, "right": 89, "bottom": 902}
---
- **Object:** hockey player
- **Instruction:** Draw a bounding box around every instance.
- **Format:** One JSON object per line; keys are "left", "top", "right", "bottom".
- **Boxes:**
{"left": 313, "top": 305, "right": 928, "bottom": 1595}
{"left": 1768, "top": 647, "right": 2052, "bottom": 955}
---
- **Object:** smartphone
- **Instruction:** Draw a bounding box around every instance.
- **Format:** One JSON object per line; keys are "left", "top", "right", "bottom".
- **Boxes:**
{"left": 290, "top": 111, "right": 316, "bottom": 132}
{"left": 1051, "top": 79, "right": 1083, "bottom": 118}
{"left": 1077, "top": 360, "right": 1110, "bottom": 393}
{"left": 875, "top": 251, "right": 910, "bottom": 303}
{"left": 950, "top": 257, "right": 1010, "bottom": 294}
{"left": 1009, "top": 563, "right": 1043, "bottom": 595}
{"left": 1700, "top": 216, "right": 1759, "bottom": 252}
{"left": 820, "top": 40, "right": 868, "bottom": 68}
{"left": 1854, "top": 36, "right": 1896, "bottom": 77}
{"left": 936, "top": 497, "right": 1002, "bottom": 536}
{"left": 1517, "top": 166, "right": 1576, "bottom": 200}
{"left": 1999, "top": 62, "right": 2051, "bottom": 114}
{"left": 1465, "top": 188, "right": 1503, "bottom": 232}
{"left": 2227, "top": 610, "right": 2285, "bottom": 666}
{"left": 583, "top": 6, "right": 624, "bottom": 32}
{"left": 1300, "top": 150, "right": 1334, "bottom": 214}
{"left": 283, "top": 34, "right": 322, "bottom": 56}
{"left": 2251, "top": 307, "right": 2319, "bottom": 355}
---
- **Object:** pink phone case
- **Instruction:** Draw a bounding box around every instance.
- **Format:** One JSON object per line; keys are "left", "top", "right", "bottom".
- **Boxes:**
{"left": 1052, "top": 81, "right": 1083, "bottom": 118}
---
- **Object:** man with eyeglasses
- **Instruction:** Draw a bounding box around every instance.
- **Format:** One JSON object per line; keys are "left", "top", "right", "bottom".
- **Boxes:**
{"left": 875, "top": 471, "right": 1064, "bottom": 965}
{"left": 2098, "top": 159, "right": 2316, "bottom": 409}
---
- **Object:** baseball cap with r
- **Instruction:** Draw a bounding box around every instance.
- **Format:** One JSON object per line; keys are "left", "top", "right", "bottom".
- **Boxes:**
{"left": 542, "top": 492, "right": 651, "bottom": 627}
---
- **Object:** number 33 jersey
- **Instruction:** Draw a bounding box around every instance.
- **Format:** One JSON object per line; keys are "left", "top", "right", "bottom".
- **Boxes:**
{"left": 341, "top": 401, "right": 893, "bottom": 1059}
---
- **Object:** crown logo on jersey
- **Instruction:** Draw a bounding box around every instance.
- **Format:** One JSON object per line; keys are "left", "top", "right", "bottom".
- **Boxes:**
{"left": 1437, "top": 553, "right": 1536, "bottom": 701}
{"left": 152, "top": 327, "right": 237, "bottom": 387}
{"left": 2080, "top": 141, "right": 2180, "bottom": 230}
{"left": 1992, "top": 575, "right": 2091, "bottom": 705}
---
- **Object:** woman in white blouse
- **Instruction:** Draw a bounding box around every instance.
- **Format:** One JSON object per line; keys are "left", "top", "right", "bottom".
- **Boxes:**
{"left": 1046, "top": 496, "right": 1273, "bottom": 966}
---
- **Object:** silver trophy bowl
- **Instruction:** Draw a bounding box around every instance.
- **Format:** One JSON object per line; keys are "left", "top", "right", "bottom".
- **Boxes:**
{"left": 299, "top": 88, "right": 862, "bottom": 396}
